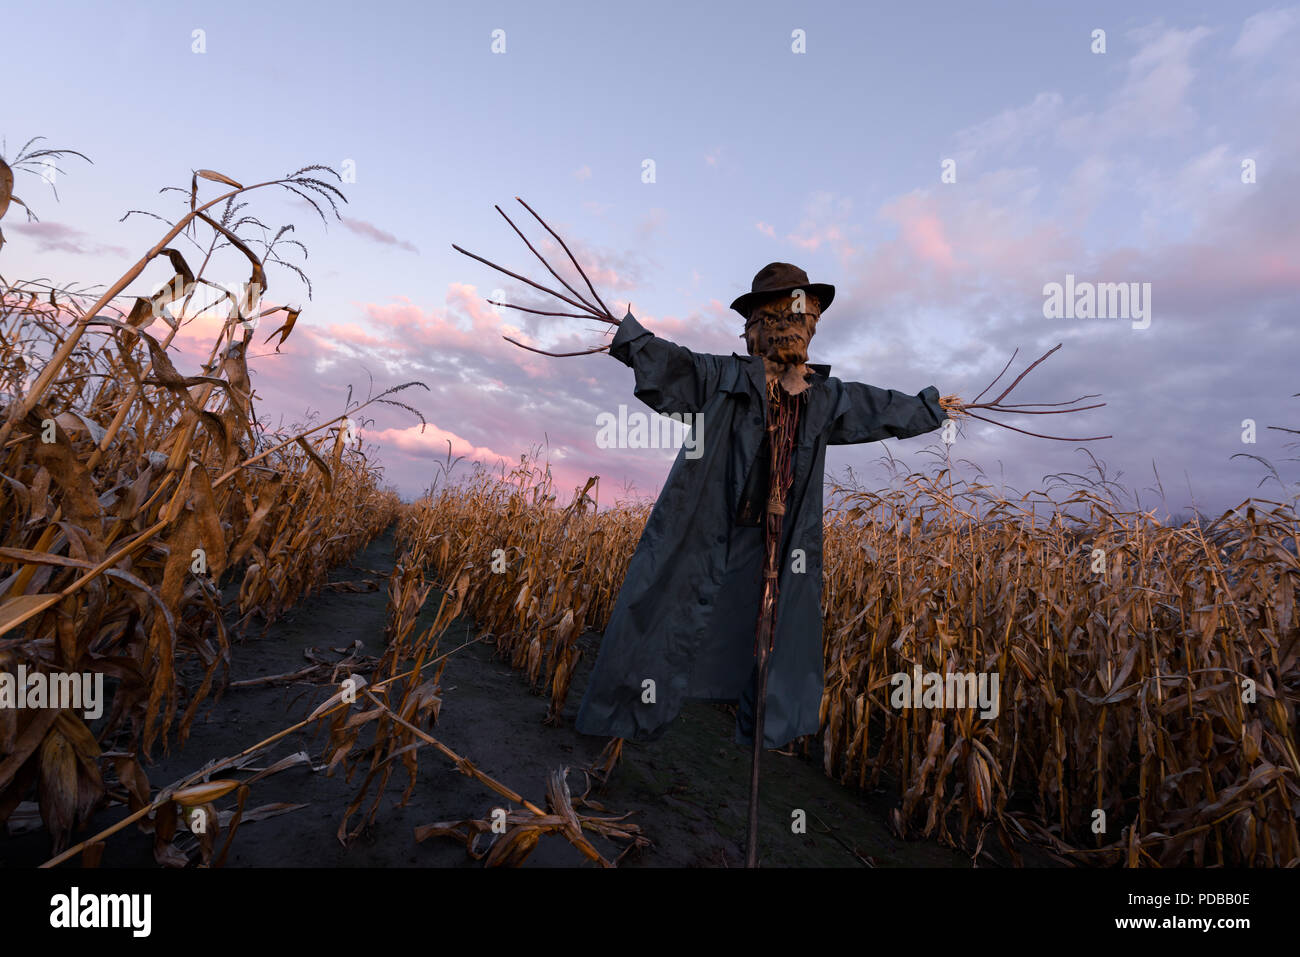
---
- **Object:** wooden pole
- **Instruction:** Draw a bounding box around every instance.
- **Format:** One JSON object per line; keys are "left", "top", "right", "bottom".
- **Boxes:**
{"left": 746, "top": 602, "right": 775, "bottom": 867}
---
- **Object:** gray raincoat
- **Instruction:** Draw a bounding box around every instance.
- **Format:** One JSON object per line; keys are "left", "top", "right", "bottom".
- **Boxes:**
{"left": 574, "top": 311, "right": 948, "bottom": 749}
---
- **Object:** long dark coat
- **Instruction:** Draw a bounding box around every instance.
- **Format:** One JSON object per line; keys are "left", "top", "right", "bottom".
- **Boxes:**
{"left": 574, "top": 311, "right": 948, "bottom": 749}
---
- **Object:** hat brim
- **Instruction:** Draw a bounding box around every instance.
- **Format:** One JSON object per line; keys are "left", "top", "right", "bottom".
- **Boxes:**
{"left": 730, "top": 282, "right": 835, "bottom": 318}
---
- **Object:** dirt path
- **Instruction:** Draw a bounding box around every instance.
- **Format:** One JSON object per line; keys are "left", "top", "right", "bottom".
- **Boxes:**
{"left": 4, "top": 524, "right": 993, "bottom": 868}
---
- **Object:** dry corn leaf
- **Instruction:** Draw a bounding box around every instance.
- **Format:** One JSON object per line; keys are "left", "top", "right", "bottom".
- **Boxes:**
{"left": 171, "top": 779, "right": 242, "bottom": 806}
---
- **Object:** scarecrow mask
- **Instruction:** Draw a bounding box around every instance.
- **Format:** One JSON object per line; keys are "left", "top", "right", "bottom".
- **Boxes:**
{"left": 743, "top": 291, "right": 821, "bottom": 367}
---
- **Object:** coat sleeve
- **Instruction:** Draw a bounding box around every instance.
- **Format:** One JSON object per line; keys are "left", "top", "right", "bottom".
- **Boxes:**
{"left": 825, "top": 380, "right": 948, "bottom": 445}
{"left": 609, "top": 309, "right": 733, "bottom": 414}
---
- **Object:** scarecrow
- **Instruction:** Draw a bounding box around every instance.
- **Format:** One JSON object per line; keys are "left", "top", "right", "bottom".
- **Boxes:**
{"left": 455, "top": 200, "right": 1109, "bottom": 866}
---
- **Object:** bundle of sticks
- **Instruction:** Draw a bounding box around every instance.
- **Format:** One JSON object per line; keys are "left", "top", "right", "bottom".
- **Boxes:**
{"left": 452, "top": 197, "right": 621, "bottom": 358}
{"left": 937, "top": 343, "right": 1111, "bottom": 441}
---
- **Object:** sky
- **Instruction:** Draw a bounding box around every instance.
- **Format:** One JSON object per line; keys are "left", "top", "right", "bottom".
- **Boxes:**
{"left": 5, "top": 0, "right": 1299, "bottom": 518}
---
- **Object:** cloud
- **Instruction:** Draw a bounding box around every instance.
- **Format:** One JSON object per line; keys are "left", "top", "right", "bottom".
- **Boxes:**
{"left": 880, "top": 194, "right": 956, "bottom": 270}
{"left": 638, "top": 207, "right": 666, "bottom": 239}
{"left": 8, "top": 221, "right": 128, "bottom": 257}
{"left": 952, "top": 24, "right": 1215, "bottom": 172}
{"left": 244, "top": 262, "right": 764, "bottom": 502}
{"left": 951, "top": 92, "right": 1064, "bottom": 168}
{"left": 370, "top": 422, "right": 516, "bottom": 464}
{"left": 778, "top": 192, "right": 862, "bottom": 263}
{"left": 342, "top": 217, "right": 419, "bottom": 253}
{"left": 1058, "top": 24, "right": 1213, "bottom": 148}
{"left": 160, "top": 284, "right": 612, "bottom": 500}
{"left": 152, "top": 13, "right": 1300, "bottom": 515}
{"left": 806, "top": 19, "right": 1300, "bottom": 518}
{"left": 317, "top": 321, "right": 387, "bottom": 348}
{"left": 529, "top": 234, "right": 647, "bottom": 293}
{"left": 574, "top": 165, "right": 592, "bottom": 182}
{"left": 1231, "top": 6, "right": 1300, "bottom": 59}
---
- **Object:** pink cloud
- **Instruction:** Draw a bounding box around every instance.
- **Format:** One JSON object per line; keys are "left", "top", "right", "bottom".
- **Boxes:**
{"left": 878, "top": 194, "right": 956, "bottom": 271}
{"left": 787, "top": 224, "right": 848, "bottom": 253}
{"left": 370, "top": 422, "right": 515, "bottom": 467}
{"left": 319, "top": 321, "right": 387, "bottom": 347}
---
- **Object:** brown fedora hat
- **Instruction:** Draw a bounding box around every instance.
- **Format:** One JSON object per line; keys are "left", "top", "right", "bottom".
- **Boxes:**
{"left": 729, "top": 262, "right": 835, "bottom": 318}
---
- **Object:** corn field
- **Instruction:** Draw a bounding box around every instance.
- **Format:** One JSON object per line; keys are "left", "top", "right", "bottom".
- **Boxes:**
{"left": 393, "top": 454, "right": 1300, "bottom": 867}
{"left": 0, "top": 270, "right": 404, "bottom": 855}
{"left": 0, "top": 156, "right": 415, "bottom": 862}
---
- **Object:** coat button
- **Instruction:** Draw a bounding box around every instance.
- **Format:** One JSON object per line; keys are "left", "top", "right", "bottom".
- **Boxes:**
{"left": 716, "top": 534, "right": 726, "bottom": 544}
{"left": 698, "top": 597, "right": 708, "bottom": 605}
{"left": 752, "top": 416, "right": 761, "bottom": 426}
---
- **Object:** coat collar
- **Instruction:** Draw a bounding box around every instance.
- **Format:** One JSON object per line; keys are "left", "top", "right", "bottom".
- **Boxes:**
{"left": 725, "top": 354, "right": 835, "bottom": 442}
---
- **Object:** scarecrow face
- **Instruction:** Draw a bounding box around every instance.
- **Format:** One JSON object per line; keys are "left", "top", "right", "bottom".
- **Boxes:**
{"left": 744, "top": 291, "right": 821, "bottom": 365}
